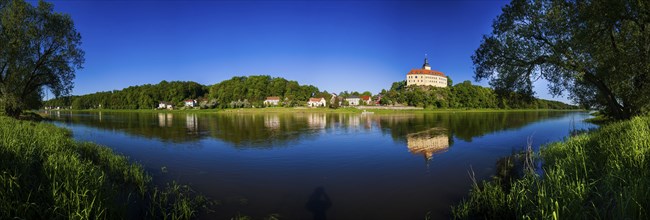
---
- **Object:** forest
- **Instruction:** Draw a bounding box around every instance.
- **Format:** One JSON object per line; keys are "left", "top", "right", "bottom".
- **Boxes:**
{"left": 44, "top": 76, "right": 576, "bottom": 110}
{"left": 379, "top": 80, "right": 577, "bottom": 109}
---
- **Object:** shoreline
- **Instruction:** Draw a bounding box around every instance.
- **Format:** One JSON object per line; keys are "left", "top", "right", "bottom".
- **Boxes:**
{"left": 39, "top": 107, "right": 586, "bottom": 115}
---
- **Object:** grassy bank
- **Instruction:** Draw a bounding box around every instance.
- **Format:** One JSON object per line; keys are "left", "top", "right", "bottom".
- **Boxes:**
{"left": 0, "top": 116, "right": 210, "bottom": 219}
{"left": 452, "top": 116, "right": 650, "bottom": 219}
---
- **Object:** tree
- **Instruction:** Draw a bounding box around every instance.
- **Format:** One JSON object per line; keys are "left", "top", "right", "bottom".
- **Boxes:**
{"left": 473, "top": 0, "right": 649, "bottom": 119}
{"left": 0, "top": 0, "right": 84, "bottom": 117}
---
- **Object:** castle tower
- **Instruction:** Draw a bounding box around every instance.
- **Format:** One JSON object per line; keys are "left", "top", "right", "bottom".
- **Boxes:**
{"left": 422, "top": 55, "right": 431, "bottom": 70}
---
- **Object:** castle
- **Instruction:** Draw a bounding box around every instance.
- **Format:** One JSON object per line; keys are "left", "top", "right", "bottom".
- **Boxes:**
{"left": 405, "top": 57, "right": 448, "bottom": 87}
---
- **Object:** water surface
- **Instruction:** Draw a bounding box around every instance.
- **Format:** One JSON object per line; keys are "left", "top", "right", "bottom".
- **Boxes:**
{"left": 47, "top": 110, "right": 595, "bottom": 219}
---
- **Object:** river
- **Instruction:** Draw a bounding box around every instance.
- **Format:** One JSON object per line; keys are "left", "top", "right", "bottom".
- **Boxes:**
{"left": 46, "top": 110, "right": 595, "bottom": 219}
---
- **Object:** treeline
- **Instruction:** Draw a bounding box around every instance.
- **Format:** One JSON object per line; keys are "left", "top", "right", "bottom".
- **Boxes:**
{"left": 44, "top": 76, "right": 327, "bottom": 109}
{"left": 208, "top": 75, "right": 328, "bottom": 108}
{"left": 45, "top": 76, "right": 576, "bottom": 110}
{"left": 45, "top": 81, "right": 207, "bottom": 109}
{"left": 380, "top": 80, "right": 577, "bottom": 109}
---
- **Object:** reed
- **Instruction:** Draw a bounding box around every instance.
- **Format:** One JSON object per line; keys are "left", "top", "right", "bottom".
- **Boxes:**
{"left": 452, "top": 116, "right": 650, "bottom": 219}
{"left": 0, "top": 116, "right": 210, "bottom": 219}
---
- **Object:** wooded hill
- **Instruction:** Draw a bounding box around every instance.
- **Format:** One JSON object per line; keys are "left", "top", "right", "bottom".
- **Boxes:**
{"left": 44, "top": 75, "right": 576, "bottom": 110}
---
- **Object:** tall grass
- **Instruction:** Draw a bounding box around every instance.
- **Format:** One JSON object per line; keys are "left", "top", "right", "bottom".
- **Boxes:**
{"left": 452, "top": 116, "right": 650, "bottom": 219}
{"left": 0, "top": 116, "right": 210, "bottom": 219}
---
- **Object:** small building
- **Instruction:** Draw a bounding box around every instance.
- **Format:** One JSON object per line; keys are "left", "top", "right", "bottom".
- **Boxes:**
{"left": 361, "top": 95, "right": 372, "bottom": 105}
{"left": 346, "top": 96, "right": 360, "bottom": 106}
{"left": 264, "top": 96, "right": 281, "bottom": 106}
{"left": 307, "top": 97, "right": 326, "bottom": 107}
{"left": 158, "top": 101, "right": 173, "bottom": 110}
{"left": 406, "top": 56, "right": 448, "bottom": 87}
{"left": 184, "top": 99, "right": 197, "bottom": 108}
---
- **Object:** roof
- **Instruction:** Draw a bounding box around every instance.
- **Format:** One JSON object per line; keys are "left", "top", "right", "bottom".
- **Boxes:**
{"left": 346, "top": 96, "right": 360, "bottom": 99}
{"left": 407, "top": 69, "right": 446, "bottom": 77}
{"left": 184, "top": 99, "right": 195, "bottom": 102}
{"left": 159, "top": 101, "right": 173, "bottom": 105}
{"left": 361, "top": 95, "right": 371, "bottom": 101}
{"left": 309, "top": 97, "right": 324, "bottom": 102}
{"left": 265, "top": 96, "right": 280, "bottom": 101}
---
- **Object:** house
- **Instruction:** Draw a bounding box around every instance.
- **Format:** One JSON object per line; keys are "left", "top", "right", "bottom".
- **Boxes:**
{"left": 158, "top": 101, "right": 173, "bottom": 110}
{"left": 264, "top": 96, "right": 281, "bottom": 106}
{"left": 361, "top": 95, "right": 373, "bottom": 105}
{"left": 307, "top": 97, "right": 326, "bottom": 107}
{"left": 184, "top": 99, "right": 197, "bottom": 107}
{"left": 375, "top": 95, "right": 383, "bottom": 105}
{"left": 346, "top": 96, "right": 360, "bottom": 106}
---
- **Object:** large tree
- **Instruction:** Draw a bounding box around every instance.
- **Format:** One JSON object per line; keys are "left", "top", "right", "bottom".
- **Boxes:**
{"left": 0, "top": 0, "right": 83, "bottom": 118}
{"left": 473, "top": 0, "right": 649, "bottom": 119}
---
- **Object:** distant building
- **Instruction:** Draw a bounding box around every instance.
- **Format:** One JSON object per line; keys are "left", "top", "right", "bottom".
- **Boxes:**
{"left": 264, "top": 96, "right": 281, "bottom": 106}
{"left": 406, "top": 56, "right": 448, "bottom": 87}
{"left": 308, "top": 97, "right": 326, "bottom": 107}
{"left": 184, "top": 99, "right": 197, "bottom": 107}
{"left": 360, "top": 95, "right": 372, "bottom": 105}
{"left": 346, "top": 96, "right": 360, "bottom": 106}
{"left": 158, "top": 101, "right": 173, "bottom": 109}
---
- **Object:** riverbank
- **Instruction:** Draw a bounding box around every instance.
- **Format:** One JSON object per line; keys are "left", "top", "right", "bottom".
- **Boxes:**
{"left": 41, "top": 107, "right": 585, "bottom": 115}
{"left": 452, "top": 116, "right": 650, "bottom": 219}
{"left": 0, "top": 116, "right": 210, "bottom": 219}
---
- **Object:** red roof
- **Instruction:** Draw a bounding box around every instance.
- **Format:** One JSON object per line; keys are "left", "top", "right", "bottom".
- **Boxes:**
{"left": 266, "top": 96, "right": 280, "bottom": 101}
{"left": 361, "top": 95, "right": 371, "bottom": 101}
{"left": 407, "top": 69, "right": 446, "bottom": 77}
{"left": 309, "top": 97, "right": 324, "bottom": 102}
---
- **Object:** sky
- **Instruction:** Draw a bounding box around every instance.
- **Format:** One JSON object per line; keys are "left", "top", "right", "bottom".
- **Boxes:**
{"left": 43, "top": 0, "right": 570, "bottom": 103}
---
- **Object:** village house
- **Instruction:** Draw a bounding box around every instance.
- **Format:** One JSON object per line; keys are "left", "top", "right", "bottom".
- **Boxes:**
{"left": 346, "top": 96, "right": 360, "bottom": 106}
{"left": 264, "top": 96, "right": 281, "bottom": 106}
{"left": 158, "top": 101, "right": 173, "bottom": 110}
{"left": 307, "top": 97, "right": 326, "bottom": 107}
{"left": 406, "top": 56, "right": 448, "bottom": 87}
{"left": 184, "top": 99, "right": 197, "bottom": 108}
{"left": 361, "top": 95, "right": 373, "bottom": 105}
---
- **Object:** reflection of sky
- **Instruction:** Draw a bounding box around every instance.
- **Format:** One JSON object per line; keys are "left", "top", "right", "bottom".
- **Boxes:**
{"left": 48, "top": 111, "right": 596, "bottom": 219}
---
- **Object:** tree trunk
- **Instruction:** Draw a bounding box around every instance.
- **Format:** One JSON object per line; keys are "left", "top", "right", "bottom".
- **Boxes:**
{"left": 583, "top": 72, "right": 629, "bottom": 119}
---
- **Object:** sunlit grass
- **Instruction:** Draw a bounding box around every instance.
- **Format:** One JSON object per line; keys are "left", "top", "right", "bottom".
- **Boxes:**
{"left": 0, "top": 116, "right": 211, "bottom": 219}
{"left": 452, "top": 116, "right": 650, "bottom": 219}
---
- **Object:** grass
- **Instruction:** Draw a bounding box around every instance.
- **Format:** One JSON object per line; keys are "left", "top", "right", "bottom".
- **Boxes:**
{"left": 452, "top": 116, "right": 650, "bottom": 219}
{"left": 0, "top": 116, "right": 211, "bottom": 219}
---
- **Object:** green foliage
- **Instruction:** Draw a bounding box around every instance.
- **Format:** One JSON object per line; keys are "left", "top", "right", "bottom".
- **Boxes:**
{"left": 45, "top": 81, "right": 206, "bottom": 110}
{"left": 0, "top": 116, "right": 210, "bottom": 219}
{"left": 208, "top": 75, "right": 320, "bottom": 108}
{"left": 473, "top": 0, "right": 650, "bottom": 119}
{"left": 453, "top": 116, "right": 650, "bottom": 219}
{"left": 380, "top": 80, "right": 576, "bottom": 109}
{"left": 0, "top": 0, "right": 84, "bottom": 117}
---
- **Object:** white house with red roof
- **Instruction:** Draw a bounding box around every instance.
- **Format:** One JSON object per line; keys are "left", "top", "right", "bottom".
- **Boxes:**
{"left": 307, "top": 97, "right": 326, "bottom": 107}
{"left": 406, "top": 56, "right": 448, "bottom": 87}
{"left": 264, "top": 96, "right": 281, "bottom": 106}
{"left": 360, "top": 95, "right": 373, "bottom": 105}
{"left": 184, "top": 99, "right": 197, "bottom": 107}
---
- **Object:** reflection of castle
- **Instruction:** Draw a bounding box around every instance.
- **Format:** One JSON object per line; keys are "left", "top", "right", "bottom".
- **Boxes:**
{"left": 406, "top": 129, "right": 449, "bottom": 160}
{"left": 158, "top": 113, "right": 173, "bottom": 127}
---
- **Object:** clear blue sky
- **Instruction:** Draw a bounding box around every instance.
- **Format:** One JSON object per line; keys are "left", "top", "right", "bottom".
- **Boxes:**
{"left": 45, "top": 0, "right": 569, "bottom": 103}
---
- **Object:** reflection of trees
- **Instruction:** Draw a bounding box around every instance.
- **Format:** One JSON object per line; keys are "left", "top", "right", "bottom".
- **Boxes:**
{"left": 46, "top": 111, "right": 573, "bottom": 148}
{"left": 378, "top": 111, "right": 570, "bottom": 142}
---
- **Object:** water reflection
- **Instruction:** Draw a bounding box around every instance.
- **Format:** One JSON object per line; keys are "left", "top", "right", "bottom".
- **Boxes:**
{"left": 406, "top": 128, "right": 449, "bottom": 161}
{"left": 45, "top": 111, "right": 574, "bottom": 148}
{"left": 305, "top": 187, "right": 332, "bottom": 220}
